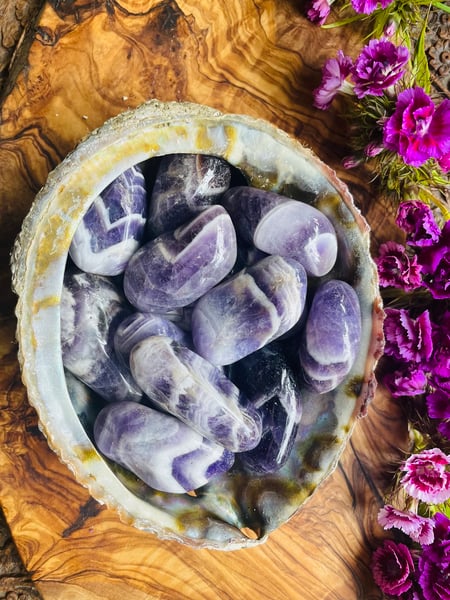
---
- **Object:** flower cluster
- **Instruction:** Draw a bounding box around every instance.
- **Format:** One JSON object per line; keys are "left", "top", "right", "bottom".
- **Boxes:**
{"left": 372, "top": 512, "right": 450, "bottom": 599}
{"left": 375, "top": 201, "right": 450, "bottom": 441}
{"left": 308, "top": 1, "right": 450, "bottom": 214}
{"left": 372, "top": 200, "right": 450, "bottom": 599}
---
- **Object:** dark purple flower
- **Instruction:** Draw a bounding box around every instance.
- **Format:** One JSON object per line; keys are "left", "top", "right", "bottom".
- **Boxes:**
{"left": 427, "top": 389, "right": 450, "bottom": 420}
{"left": 438, "top": 150, "right": 450, "bottom": 172}
{"left": 418, "top": 559, "right": 450, "bottom": 600}
{"left": 438, "top": 420, "right": 450, "bottom": 439}
{"left": 426, "top": 389, "right": 450, "bottom": 440}
{"left": 383, "top": 87, "right": 450, "bottom": 167}
{"left": 351, "top": 0, "right": 394, "bottom": 13}
{"left": 401, "top": 449, "right": 450, "bottom": 504}
{"left": 429, "top": 310, "right": 450, "bottom": 383}
{"left": 376, "top": 241, "right": 423, "bottom": 291}
{"left": 313, "top": 50, "right": 353, "bottom": 110}
{"left": 417, "top": 221, "right": 450, "bottom": 299}
{"left": 306, "top": 0, "right": 332, "bottom": 25}
{"left": 371, "top": 539, "right": 415, "bottom": 596}
{"left": 395, "top": 201, "right": 441, "bottom": 248}
{"left": 383, "top": 308, "right": 433, "bottom": 363}
{"left": 378, "top": 505, "right": 435, "bottom": 545}
{"left": 352, "top": 38, "right": 409, "bottom": 98}
{"left": 384, "top": 364, "right": 428, "bottom": 397}
{"left": 418, "top": 513, "right": 450, "bottom": 600}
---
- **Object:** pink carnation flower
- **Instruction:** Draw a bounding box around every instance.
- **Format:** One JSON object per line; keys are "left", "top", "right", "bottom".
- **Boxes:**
{"left": 376, "top": 241, "right": 423, "bottom": 291}
{"left": 383, "top": 87, "right": 450, "bottom": 167}
{"left": 418, "top": 513, "right": 450, "bottom": 600}
{"left": 384, "top": 364, "right": 427, "bottom": 398}
{"left": 383, "top": 308, "right": 433, "bottom": 363}
{"left": 306, "top": 0, "right": 332, "bottom": 25}
{"left": 401, "top": 448, "right": 450, "bottom": 504}
{"left": 395, "top": 201, "right": 441, "bottom": 248}
{"left": 371, "top": 539, "right": 415, "bottom": 596}
{"left": 351, "top": 0, "right": 394, "bottom": 13}
{"left": 417, "top": 221, "right": 450, "bottom": 300}
{"left": 378, "top": 505, "right": 435, "bottom": 545}
{"left": 313, "top": 50, "right": 353, "bottom": 110}
{"left": 352, "top": 38, "right": 409, "bottom": 98}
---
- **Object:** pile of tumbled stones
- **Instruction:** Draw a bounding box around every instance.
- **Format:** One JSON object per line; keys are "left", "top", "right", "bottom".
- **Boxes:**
{"left": 61, "top": 154, "right": 361, "bottom": 494}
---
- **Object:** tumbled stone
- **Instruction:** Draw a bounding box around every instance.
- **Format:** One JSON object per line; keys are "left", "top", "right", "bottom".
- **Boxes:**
{"left": 148, "top": 153, "right": 232, "bottom": 236}
{"left": 230, "top": 344, "right": 303, "bottom": 473}
{"left": 123, "top": 205, "right": 237, "bottom": 312}
{"left": 222, "top": 186, "right": 338, "bottom": 277}
{"left": 191, "top": 255, "right": 307, "bottom": 366}
{"left": 298, "top": 279, "right": 362, "bottom": 393}
{"left": 69, "top": 165, "right": 147, "bottom": 276}
{"left": 94, "top": 401, "right": 235, "bottom": 494}
{"left": 60, "top": 270, "right": 142, "bottom": 403}
{"left": 130, "top": 336, "right": 262, "bottom": 452}
{"left": 114, "top": 311, "right": 192, "bottom": 368}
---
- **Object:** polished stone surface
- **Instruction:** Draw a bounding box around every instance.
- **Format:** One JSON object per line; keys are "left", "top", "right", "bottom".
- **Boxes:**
{"left": 130, "top": 336, "right": 262, "bottom": 452}
{"left": 123, "top": 205, "right": 237, "bottom": 311}
{"left": 191, "top": 255, "right": 307, "bottom": 365}
{"left": 69, "top": 165, "right": 147, "bottom": 276}
{"left": 94, "top": 401, "right": 235, "bottom": 494}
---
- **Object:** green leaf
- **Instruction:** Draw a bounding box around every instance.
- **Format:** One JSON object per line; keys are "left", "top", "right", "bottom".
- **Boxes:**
{"left": 412, "top": 19, "right": 431, "bottom": 93}
{"left": 430, "top": 1, "right": 450, "bottom": 13}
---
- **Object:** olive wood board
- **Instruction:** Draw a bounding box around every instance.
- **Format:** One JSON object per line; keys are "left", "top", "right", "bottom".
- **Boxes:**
{"left": 0, "top": 1, "right": 408, "bottom": 598}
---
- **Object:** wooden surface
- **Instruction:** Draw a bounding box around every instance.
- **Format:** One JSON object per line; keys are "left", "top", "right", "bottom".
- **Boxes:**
{"left": 0, "top": 2, "right": 410, "bottom": 599}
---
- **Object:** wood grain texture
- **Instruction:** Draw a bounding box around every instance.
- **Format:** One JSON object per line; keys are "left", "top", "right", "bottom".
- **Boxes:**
{"left": 0, "top": 1, "right": 410, "bottom": 598}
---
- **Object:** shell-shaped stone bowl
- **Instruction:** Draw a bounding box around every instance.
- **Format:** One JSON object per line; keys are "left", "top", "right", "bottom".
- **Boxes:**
{"left": 11, "top": 100, "right": 384, "bottom": 550}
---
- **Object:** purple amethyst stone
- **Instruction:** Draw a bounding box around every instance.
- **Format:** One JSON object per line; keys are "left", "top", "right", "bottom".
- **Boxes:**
{"left": 130, "top": 336, "right": 262, "bottom": 452}
{"left": 114, "top": 311, "right": 192, "bottom": 368}
{"left": 123, "top": 204, "right": 237, "bottom": 312}
{"left": 148, "top": 154, "right": 231, "bottom": 236}
{"left": 191, "top": 255, "right": 307, "bottom": 366}
{"left": 298, "top": 279, "right": 362, "bottom": 393}
{"left": 230, "top": 344, "right": 303, "bottom": 474}
{"left": 222, "top": 186, "right": 338, "bottom": 277}
{"left": 60, "top": 270, "right": 142, "bottom": 403}
{"left": 69, "top": 165, "right": 147, "bottom": 276}
{"left": 94, "top": 401, "right": 235, "bottom": 494}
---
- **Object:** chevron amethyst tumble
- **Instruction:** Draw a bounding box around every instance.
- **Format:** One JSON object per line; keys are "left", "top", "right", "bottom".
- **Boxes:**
{"left": 229, "top": 344, "right": 303, "bottom": 474}
{"left": 114, "top": 311, "right": 192, "bottom": 368}
{"left": 191, "top": 255, "right": 307, "bottom": 366}
{"left": 222, "top": 186, "right": 337, "bottom": 277}
{"left": 69, "top": 165, "right": 147, "bottom": 276}
{"left": 298, "top": 279, "right": 362, "bottom": 393}
{"left": 148, "top": 154, "right": 232, "bottom": 236}
{"left": 130, "top": 336, "right": 262, "bottom": 452}
{"left": 94, "top": 401, "right": 235, "bottom": 494}
{"left": 60, "top": 270, "right": 142, "bottom": 403}
{"left": 123, "top": 205, "right": 237, "bottom": 312}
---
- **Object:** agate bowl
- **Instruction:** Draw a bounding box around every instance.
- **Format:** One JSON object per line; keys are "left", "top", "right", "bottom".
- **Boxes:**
{"left": 11, "top": 101, "right": 384, "bottom": 549}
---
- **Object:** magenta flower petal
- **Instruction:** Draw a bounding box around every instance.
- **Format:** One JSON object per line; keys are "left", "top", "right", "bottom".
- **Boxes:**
{"left": 306, "top": 0, "right": 332, "bottom": 25}
{"left": 383, "top": 88, "right": 450, "bottom": 167}
{"left": 401, "top": 449, "right": 450, "bottom": 504}
{"left": 418, "top": 221, "right": 450, "bottom": 299}
{"left": 352, "top": 38, "right": 409, "bottom": 98}
{"left": 313, "top": 50, "right": 353, "bottom": 110}
{"left": 384, "top": 364, "right": 428, "bottom": 397}
{"left": 376, "top": 241, "right": 423, "bottom": 291}
{"left": 383, "top": 308, "right": 433, "bottom": 363}
{"left": 426, "top": 389, "right": 450, "bottom": 420}
{"left": 395, "top": 201, "right": 441, "bottom": 248}
{"left": 438, "top": 420, "right": 450, "bottom": 440}
{"left": 351, "top": 0, "right": 394, "bottom": 14}
{"left": 371, "top": 539, "right": 415, "bottom": 596}
{"left": 419, "top": 513, "right": 450, "bottom": 599}
{"left": 378, "top": 505, "right": 435, "bottom": 545}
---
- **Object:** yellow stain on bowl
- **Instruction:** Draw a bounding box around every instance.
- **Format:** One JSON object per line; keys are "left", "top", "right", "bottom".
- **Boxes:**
{"left": 32, "top": 295, "right": 60, "bottom": 315}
